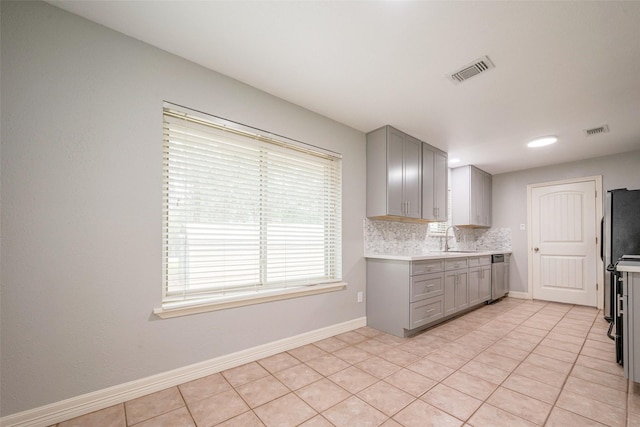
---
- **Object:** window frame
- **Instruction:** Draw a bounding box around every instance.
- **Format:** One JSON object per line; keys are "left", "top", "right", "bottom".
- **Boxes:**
{"left": 155, "top": 103, "right": 345, "bottom": 318}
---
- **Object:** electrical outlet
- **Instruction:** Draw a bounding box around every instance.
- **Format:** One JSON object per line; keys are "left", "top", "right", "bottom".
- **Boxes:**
{"left": 357, "top": 291, "right": 363, "bottom": 303}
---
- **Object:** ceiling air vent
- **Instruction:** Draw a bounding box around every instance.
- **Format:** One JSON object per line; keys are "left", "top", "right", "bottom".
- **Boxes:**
{"left": 448, "top": 56, "right": 495, "bottom": 84}
{"left": 584, "top": 125, "right": 610, "bottom": 137}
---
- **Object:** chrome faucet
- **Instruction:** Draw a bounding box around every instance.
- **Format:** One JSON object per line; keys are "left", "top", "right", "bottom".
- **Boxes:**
{"left": 444, "top": 225, "right": 459, "bottom": 252}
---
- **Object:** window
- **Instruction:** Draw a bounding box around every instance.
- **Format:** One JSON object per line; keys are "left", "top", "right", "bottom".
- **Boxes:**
{"left": 156, "top": 104, "right": 343, "bottom": 317}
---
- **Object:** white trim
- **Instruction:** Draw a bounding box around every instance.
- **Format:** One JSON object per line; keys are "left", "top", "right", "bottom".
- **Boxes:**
{"left": 506, "top": 291, "right": 532, "bottom": 300}
{"left": 0, "top": 316, "right": 367, "bottom": 427}
{"left": 526, "top": 175, "right": 603, "bottom": 308}
{"left": 154, "top": 282, "right": 347, "bottom": 319}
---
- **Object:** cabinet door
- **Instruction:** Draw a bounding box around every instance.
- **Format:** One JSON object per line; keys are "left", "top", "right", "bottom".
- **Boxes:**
{"left": 445, "top": 270, "right": 468, "bottom": 315}
{"left": 444, "top": 271, "right": 457, "bottom": 316}
{"left": 404, "top": 135, "right": 422, "bottom": 218}
{"left": 483, "top": 172, "right": 492, "bottom": 226}
{"left": 434, "top": 151, "right": 448, "bottom": 221}
{"left": 468, "top": 267, "right": 481, "bottom": 306}
{"left": 456, "top": 270, "right": 469, "bottom": 311}
{"left": 421, "top": 146, "right": 435, "bottom": 220}
{"left": 479, "top": 265, "right": 491, "bottom": 302}
{"left": 410, "top": 273, "right": 444, "bottom": 302}
{"left": 451, "top": 165, "right": 491, "bottom": 227}
{"left": 471, "top": 167, "right": 484, "bottom": 225}
{"left": 386, "top": 129, "right": 405, "bottom": 217}
{"left": 409, "top": 296, "right": 444, "bottom": 330}
{"left": 412, "top": 259, "right": 444, "bottom": 275}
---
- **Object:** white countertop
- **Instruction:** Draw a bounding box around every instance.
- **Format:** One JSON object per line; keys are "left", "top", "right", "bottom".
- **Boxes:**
{"left": 364, "top": 250, "right": 510, "bottom": 261}
{"left": 617, "top": 260, "right": 640, "bottom": 273}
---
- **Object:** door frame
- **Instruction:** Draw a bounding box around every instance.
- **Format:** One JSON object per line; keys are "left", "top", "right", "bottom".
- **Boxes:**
{"left": 526, "top": 175, "right": 603, "bottom": 308}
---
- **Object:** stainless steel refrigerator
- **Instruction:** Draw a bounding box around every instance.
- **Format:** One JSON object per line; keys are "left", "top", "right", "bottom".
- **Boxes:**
{"left": 603, "top": 188, "right": 640, "bottom": 364}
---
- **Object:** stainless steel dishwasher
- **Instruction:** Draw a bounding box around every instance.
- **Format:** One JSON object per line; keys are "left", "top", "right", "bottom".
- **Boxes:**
{"left": 490, "top": 254, "right": 509, "bottom": 301}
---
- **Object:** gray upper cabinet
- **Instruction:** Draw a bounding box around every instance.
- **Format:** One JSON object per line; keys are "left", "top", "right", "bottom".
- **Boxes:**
{"left": 422, "top": 145, "right": 448, "bottom": 221}
{"left": 451, "top": 165, "right": 492, "bottom": 227}
{"left": 367, "top": 126, "right": 422, "bottom": 219}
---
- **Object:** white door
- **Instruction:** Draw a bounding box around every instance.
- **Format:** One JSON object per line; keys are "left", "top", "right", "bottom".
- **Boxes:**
{"left": 530, "top": 180, "right": 598, "bottom": 306}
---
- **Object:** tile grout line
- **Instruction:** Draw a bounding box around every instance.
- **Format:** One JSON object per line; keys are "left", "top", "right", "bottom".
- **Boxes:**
{"left": 454, "top": 300, "right": 553, "bottom": 426}
{"left": 301, "top": 302, "right": 528, "bottom": 425}
{"left": 55, "top": 300, "right": 615, "bottom": 427}
{"left": 559, "top": 309, "right": 626, "bottom": 427}
{"left": 538, "top": 305, "right": 596, "bottom": 427}
{"left": 173, "top": 384, "right": 194, "bottom": 427}
{"left": 449, "top": 302, "right": 607, "bottom": 426}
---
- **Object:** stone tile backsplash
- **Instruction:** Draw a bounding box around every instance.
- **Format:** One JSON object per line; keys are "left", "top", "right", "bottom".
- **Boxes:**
{"left": 364, "top": 218, "right": 511, "bottom": 255}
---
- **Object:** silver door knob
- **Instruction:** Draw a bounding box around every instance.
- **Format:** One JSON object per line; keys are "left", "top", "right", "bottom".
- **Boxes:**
{"left": 534, "top": 247, "right": 539, "bottom": 252}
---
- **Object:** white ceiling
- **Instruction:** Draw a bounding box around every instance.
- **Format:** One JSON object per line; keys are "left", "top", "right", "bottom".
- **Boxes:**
{"left": 49, "top": 0, "right": 640, "bottom": 174}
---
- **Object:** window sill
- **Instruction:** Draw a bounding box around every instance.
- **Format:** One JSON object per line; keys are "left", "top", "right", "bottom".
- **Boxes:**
{"left": 153, "top": 282, "right": 347, "bottom": 319}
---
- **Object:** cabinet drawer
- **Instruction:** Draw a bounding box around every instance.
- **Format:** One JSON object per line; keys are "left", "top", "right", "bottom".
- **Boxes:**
{"left": 411, "top": 259, "right": 444, "bottom": 276}
{"left": 468, "top": 256, "right": 491, "bottom": 267}
{"left": 445, "top": 258, "right": 468, "bottom": 271}
{"left": 409, "top": 296, "right": 444, "bottom": 330}
{"left": 410, "top": 273, "right": 444, "bottom": 302}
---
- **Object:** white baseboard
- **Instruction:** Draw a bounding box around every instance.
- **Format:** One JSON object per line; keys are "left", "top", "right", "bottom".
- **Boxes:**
{"left": 507, "top": 291, "right": 532, "bottom": 300}
{"left": 1, "top": 316, "right": 367, "bottom": 427}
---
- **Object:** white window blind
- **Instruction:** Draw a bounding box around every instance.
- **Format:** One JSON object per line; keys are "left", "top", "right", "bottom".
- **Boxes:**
{"left": 162, "top": 105, "right": 342, "bottom": 308}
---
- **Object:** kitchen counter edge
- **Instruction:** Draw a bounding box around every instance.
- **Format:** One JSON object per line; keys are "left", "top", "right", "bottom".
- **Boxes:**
{"left": 364, "top": 250, "right": 511, "bottom": 261}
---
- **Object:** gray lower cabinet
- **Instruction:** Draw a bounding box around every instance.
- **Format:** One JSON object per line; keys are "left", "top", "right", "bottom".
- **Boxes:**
{"left": 366, "top": 258, "right": 444, "bottom": 337}
{"left": 620, "top": 267, "right": 640, "bottom": 382}
{"left": 468, "top": 256, "right": 492, "bottom": 306}
{"left": 367, "top": 255, "right": 490, "bottom": 337}
{"left": 444, "top": 258, "right": 468, "bottom": 316}
{"left": 409, "top": 296, "right": 444, "bottom": 330}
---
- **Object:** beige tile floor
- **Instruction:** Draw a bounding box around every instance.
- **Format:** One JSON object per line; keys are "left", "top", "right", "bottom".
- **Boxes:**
{"left": 53, "top": 297, "right": 640, "bottom": 427}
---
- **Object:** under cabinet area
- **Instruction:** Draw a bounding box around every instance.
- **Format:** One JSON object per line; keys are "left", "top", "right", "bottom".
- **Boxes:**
{"left": 366, "top": 254, "right": 494, "bottom": 337}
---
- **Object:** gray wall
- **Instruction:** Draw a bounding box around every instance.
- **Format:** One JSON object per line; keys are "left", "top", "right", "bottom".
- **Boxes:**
{"left": 0, "top": 1, "right": 366, "bottom": 415}
{"left": 493, "top": 149, "right": 640, "bottom": 294}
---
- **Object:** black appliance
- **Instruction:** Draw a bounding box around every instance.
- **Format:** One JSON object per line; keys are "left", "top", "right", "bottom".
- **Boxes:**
{"left": 603, "top": 188, "right": 640, "bottom": 365}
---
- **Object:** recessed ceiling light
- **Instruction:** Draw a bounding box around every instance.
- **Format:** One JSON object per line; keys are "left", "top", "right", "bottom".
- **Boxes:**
{"left": 527, "top": 136, "right": 557, "bottom": 148}
{"left": 449, "top": 158, "right": 461, "bottom": 164}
